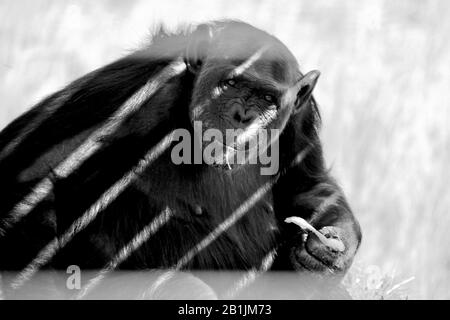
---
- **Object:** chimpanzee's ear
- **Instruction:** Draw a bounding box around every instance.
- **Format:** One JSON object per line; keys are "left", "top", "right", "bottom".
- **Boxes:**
{"left": 186, "top": 24, "right": 214, "bottom": 74}
{"left": 293, "top": 70, "right": 320, "bottom": 114}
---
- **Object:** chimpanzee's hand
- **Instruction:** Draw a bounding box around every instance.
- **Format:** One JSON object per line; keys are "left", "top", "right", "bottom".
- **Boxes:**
{"left": 290, "top": 226, "right": 354, "bottom": 276}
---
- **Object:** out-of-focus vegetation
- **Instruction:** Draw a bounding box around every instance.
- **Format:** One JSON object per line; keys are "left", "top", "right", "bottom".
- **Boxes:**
{"left": 0, "top": 0, "right": 449, "bottom": 299}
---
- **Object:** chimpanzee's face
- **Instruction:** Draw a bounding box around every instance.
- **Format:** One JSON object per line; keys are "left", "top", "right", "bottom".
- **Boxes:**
{"left": 188, "top": 39, "right": 304, "bottom": 168}
{"left": 185, "top": 23, "right": 320, "bottom": 170}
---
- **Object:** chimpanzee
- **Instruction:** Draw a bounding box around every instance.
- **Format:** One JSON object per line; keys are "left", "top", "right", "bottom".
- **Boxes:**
{"left": 0, "top": 20, "right": 361, "bottom": 299}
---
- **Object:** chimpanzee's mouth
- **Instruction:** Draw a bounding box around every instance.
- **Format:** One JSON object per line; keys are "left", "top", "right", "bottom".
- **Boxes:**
{"left": 207, "top": 142, "right": 253, "bottom": 171}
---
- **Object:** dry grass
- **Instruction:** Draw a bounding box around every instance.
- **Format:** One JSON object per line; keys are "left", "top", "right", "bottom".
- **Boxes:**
{"left": 343, "top": 262, "right": 414, "bottom": 300}
{"left": 0, "top": 0, "right": 449, "bottom": 299}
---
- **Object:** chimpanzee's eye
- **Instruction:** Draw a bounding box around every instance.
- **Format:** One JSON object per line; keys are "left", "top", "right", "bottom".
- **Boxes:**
{"left": 225, "top": 79, "right": 237, "bottom": 87}
{"left": 264, "top": 94, "right": 275, "bottom": 103}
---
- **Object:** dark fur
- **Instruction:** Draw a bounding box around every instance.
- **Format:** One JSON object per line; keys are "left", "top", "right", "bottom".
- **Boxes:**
{"left": 0, "top": 21, "right": 361, "bottom": 298}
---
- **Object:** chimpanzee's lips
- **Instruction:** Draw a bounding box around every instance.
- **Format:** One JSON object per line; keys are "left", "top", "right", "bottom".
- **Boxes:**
{"left": 216, "top": 141, "right": 251, "bottom": 152}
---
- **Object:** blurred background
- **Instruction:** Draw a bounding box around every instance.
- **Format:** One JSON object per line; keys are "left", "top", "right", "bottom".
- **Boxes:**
{"left": 0, "top": 0, "right": 449, "bottom": 299}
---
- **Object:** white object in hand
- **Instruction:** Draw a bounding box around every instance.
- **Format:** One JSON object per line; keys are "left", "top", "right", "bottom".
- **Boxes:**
{"left": 284, "top": 216, "right": 345, "bottom": 252}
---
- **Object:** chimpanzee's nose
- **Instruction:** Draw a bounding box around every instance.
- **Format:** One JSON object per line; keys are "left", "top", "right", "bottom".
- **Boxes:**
{"left": 229, "top": 102, "right": 257, "bottom": 126}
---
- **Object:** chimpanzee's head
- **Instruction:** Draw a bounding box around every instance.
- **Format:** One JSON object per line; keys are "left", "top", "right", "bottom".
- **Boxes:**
{"left": 185, "top": 21, "right": 320, "bottom": 169}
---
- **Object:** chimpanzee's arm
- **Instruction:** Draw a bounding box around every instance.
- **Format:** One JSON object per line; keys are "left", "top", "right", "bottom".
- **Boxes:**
{"left": 271, "top": 111, "right": 362, "bottom": 275}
